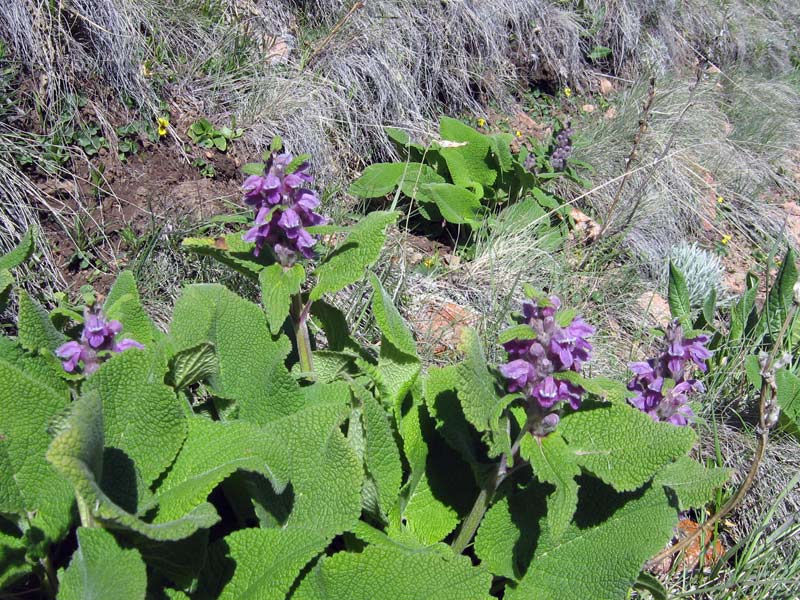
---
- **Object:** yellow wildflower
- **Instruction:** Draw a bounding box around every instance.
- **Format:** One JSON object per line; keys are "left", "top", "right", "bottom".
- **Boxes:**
{"left": 564, "top": 87, "right": 572, "bottom": 98}
{"left": 515, "top": 130, "right": 522, "bottom": 138}
{"left": 716, "top": 196, "right": 724, "bottom": 204}
{"left": 157, "top": 117, "right": 169, "bottom": 137}
{"left": 721, "top": 234, "right": 732, "bottom": 245}
{"left": 477, "top": 118, "right": 486, "bottom": 128}
{"left": 423, "top": 257, "right": 436, "bottom": 268}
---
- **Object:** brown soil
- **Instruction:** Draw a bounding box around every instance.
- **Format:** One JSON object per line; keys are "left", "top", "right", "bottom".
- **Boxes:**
{"left": 34, "top": 137, "right": 244, "bottom": 293}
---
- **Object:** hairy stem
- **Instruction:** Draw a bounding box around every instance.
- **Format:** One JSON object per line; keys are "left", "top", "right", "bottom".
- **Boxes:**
{"left": 39, "top": 553, "right": 58, "bottom": 599}
{"left": 76, "top": 494, "right": 97, "bottom": 528}
{"left": 292, "top": 294, "right": 314, "bottom": 374}
{"left": 451, "top": 423, "right": 529, "bottom": 554}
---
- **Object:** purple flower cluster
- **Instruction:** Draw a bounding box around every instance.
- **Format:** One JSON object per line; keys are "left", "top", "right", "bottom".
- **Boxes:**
{"left": 242, "top": 152, "right": 327, "bottom": 266}
{"left": 627, "top": 321, "right": 712, "bottom": 426}
{"left": 550, "top": 122, "right": 573, "bottom": 171}
{"left": 55, "top": 308, "right": 144, "bottom": 375}
{"left": 499, "top": 295, "right": 594, "bottom": 433}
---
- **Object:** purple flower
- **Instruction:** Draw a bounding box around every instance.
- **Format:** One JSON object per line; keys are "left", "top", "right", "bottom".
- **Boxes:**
{"left": 627, "top": 320, "right": 711, "bottom": 426}
{"left": 242, "top": 152, "right": 327, "bottom": 265}
{"left": 499, "top": 294, "right": 594, "bottom": 433}
{"left": 55, "top": 307, "right": 144, "bottom": 375}
{"left": 550, "top": 123, "right": 573, "bottom": 171}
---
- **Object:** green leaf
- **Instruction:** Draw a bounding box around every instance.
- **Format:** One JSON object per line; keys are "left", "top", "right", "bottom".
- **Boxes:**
{"left": 0, "top": 269, "right": 12, "bottom": 311}
{"left": 260, "top": 381, "right": 362, "bottom": 534}
{"left": 311, "top": 211, "right": 398, "bottom": 301}
{"left": 103, "top": 271, "right": 159, "bottom": 345}
{"left": 242, "top": 162, "right": 265, "bottom": 176}
{"left": 369, "top": 274, "right": 420, "bottom": 412}
{"left": 776, "top": 368, "right": 800, "bottom": 426}
{"left": 497, "top": 324, "right": 537, "bottom": 344}
{"left": 559, "top": 403, "right": 696, "bottom": 492}
{"left": 348, "top": 163, "right": 405, "bottom": 198}
{"left": 758, "top": 248, "right": 798, "bottom": 339}
{"left": 294, "top": 544, "right": 492, "bottom": 600}
{"left": 438, "top": 116, "right": 497, "bottom": 187}
{"left": 474, "top": 481, "right": 548, "bottom": 580}
{"left": 151, "top": 417, "right": 283, "bottom": 522}
{"left": 554, "top": 372, "right": 633, "bottom": 404}
{"left": 507, "top": 484, "right": 678, "bottom": 600}
{"left": 633, "top": 571, "right": 668, "bottom": 600}
{"left": 744, "top": 354, "right": 762, "bottom": 389}
{"left": 46, "top": 393, "right": 219, "bottom": 541}
{"left": 218, "top": 527, "right": 328, "bottom": 600}
{"left": 167, "top": 342, "right": 217, "bottom": 390}
{"left": 59, "top": 528, "right": 147, "bottom": 600}
{"left": 388, "top": 385, "right": 460, "bottom": 545}
{"left": 0, "top": 227, "right": 35, "bottom": 271}
{"left": 182, "top": 233, "right": 274, "bottom": 280}
{"left": 17, "top": 290, "right": 65, "bottom": 353}
{"left": 0, "top": 339, "right": 74, "bottom": 543}
{"left": 653, "top": 456, "right": 730, "bottom": 510}
{"left": 702, "top": 288, "right": 717, "bottom": 327}
{"left": 520, "top": 432, "right": 580, "bottom": 540}
{"left": 361, "top": 389, "right": 403, "bottom": 518}
{"left": 668, "top": 261, "right": 691, "bottom": 326}
{"left": 398, "top": 163, "right": 447, "bottom": 204}
{"left": 0, "top": 529, "right": 28, "bottom": 589}
{"left": 170, "top": 284, "right": 303, "bottom": 424}
{"left": 84, "top": 348, "right": 187, "bottom": 486}
{"left": 730, "top": 284, "right": 758, "bottom": 341}
{"left": 455, "top": 328, "right": 511, "bottom": 457}
{"left": 424, "top": 182, "right": 483, "bottom": 226}
{"left": 259, "top": 263, "right": 305, "bottom": 334}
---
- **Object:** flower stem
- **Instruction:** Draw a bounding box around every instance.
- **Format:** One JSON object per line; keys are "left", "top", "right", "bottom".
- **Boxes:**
{"left": 292, "top": 294, "right": 314, "bottom": 374}
{"left": 451, "top": 423, "right": 529, "bottom": 554}
{"left": 76, "top": 494, "right": 97, "bottom": 528}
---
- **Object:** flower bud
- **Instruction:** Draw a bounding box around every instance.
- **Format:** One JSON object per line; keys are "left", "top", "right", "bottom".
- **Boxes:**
{"left": 793, "top": 281, "right": 800, "bottom": 306}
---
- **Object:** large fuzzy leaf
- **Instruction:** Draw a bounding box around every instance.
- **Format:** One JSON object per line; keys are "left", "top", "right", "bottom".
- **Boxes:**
{"left": 348, "top": 163, "right": 406, "bottom": 198}
{"left": 361, "top": 389, "right": 403, "bottom": 518}
{"left": 0, "top": 227, "right": 35, "bottom": 271}
{"left": 83, "top": 348, "right": 187, "bottom": 486}
{"left": 182, "top": 233, "right": 274, "bottom": 280}
{"left": 455, "top": 328, "right": 512, "bottom": 458}
{"left": 424, "top": 182, "right": 483, "bottom": 226}
{"left": 474, "top": 481, "right": 549, "bottom": 580}
{"left": 668, "top": 261, "right": 691, "bottom": 327}
{"left": 559, "top": 402, "right": 696, "bottom": 492}
{"left": 653, "top": 456, "right": 730, "bottom": 510}
{"left": 59, "top": 528, "right": 147, "bottom": 600}
{"left": 369, "top": 274, "right": 420, "bottom": 413}
{"left": 46, "top": 393, "right": 219, "bottom": 541}
{"left": 103, "top": 271, "right": 159, "bottom": 345}
{"left": 311, "top": 211, "right": 398, "bottom": 301}
{"left": 259, "top": 263, "right": 304, "bottom": 334}
{"left": 17, "top": 290, "right": 65, "bottom": 353}
{"left": 170, "top": 284, "right": 303, "bottom": 424}
{"left": 294, "top": 544, "right": 492, "bottom": 600}
{"left": 520, "top": 431, "right": 580, "bottom": 540}
{"left": 0, "top": 338, "right": 74, "bottom": 543}
{"left": 506, "top": 483, "right": 678, "bottom": 600}
{"left": 149, "top": 417, "right": 283, "bottom": 522}
{"left": 438, "top": 117, "right": 497, "bottom": 188}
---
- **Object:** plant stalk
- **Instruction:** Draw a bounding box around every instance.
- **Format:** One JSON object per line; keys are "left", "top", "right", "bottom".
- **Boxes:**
{"left": 292, "top": 294, "right": 314, "bottom": 374}
{"left": 451, "top": 423, "right": 529, "bottom": 554}
{"left": 76, "top": 493, "right": 97, "bottom": 528}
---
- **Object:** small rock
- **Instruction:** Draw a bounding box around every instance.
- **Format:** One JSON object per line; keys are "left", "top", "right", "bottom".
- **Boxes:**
{"left": 636, "top": 291, "right": 671, "bottom": 325}
{"left": 598, "top": 76, "right": 614, "bottom": 96}
{"left": 581, "top": 104, "right": 596, "bottom": 113}
{"left": 604, "top": 107, "right": 617, "bottom": 120}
